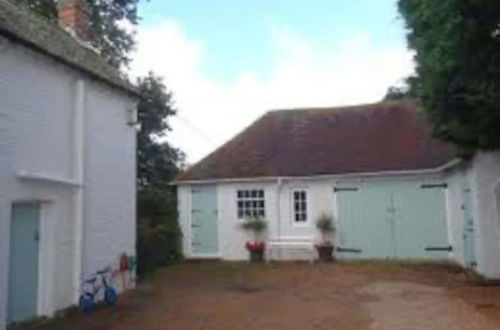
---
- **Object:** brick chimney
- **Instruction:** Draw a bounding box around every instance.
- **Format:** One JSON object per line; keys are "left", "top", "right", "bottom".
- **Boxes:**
{"left": 57, "top": 0, "right": 91, "bottom": 42}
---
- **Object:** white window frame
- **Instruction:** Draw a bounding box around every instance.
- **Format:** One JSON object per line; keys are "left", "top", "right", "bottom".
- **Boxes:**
{"left": 236, "top": 189, "right": 265, "bottom": 220}
{"left": 291, "top": 188, "right": 310, "bottom": 227}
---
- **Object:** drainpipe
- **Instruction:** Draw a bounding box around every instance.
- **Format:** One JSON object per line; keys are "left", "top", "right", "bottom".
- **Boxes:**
{"left": 72, "top": 80, "right": 85, "bottom": 303}
{"left": 276, "top": 178, "right": 283, "bottom": 259}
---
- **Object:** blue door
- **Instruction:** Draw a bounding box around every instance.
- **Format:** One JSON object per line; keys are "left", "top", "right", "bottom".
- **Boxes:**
{"left": 336, "top": 179, "right": 449, "bottom": 259}
{"left": 393, "top": 182, "right": 449, "bottom": 258}
{"left": 8, "top": 203, "right": 40, "bottom": 323}
{"left": 335, "top": 182, "right": 394, "bottom": 258}
{"left": 462, "top": 185, "right": 476, "bottom": 268}
{"left": 191, "top": 186, "right": 218, "bottom": 255}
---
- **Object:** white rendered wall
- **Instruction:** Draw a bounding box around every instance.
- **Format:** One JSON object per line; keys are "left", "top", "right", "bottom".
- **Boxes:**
{"left": 82, "top": 84, "right": 137, "bottom": 281}
{"left": 178, "top": 173, "right": 458, "bottom": 262}
{"left": 444, "top": 168, "right": 468, "bottom": 266}
{"left": 0, "top": 36, "right": 136, "bottom": 328}
{"left": 469, "top": 152, "right": 500, "bottom": 278}
{"left": 177, "top": 185, "right": 192, "bottom": 259}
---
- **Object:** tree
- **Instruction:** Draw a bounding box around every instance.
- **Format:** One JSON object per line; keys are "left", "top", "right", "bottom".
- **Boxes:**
{"left": 398, "top": 0, "right": 500, "bottom": 153}
{"left": 383, "top": 76, "right": 417, "bottom": 101}
{"left": 136, "top": 72, "right": 184, "bottom": 192}
{"left": 17, "top": 0, "right": 142, "bottom": 68}
{"left": 136, "top": 73, "right": 185, "bottom": 275}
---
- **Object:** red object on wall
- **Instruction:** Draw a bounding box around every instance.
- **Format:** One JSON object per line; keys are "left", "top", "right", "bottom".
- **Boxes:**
{"left": 119, "top": 253, "right": 129, "bottom": 271}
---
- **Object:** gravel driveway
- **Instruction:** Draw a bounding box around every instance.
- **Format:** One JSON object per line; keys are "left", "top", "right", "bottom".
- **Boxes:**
{"left": 16, "top": 261, "right": 500, "bottom": 330}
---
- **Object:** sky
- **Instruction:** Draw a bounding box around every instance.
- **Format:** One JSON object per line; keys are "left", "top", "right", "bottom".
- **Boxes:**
{"left": 130, "top": 0, "right": 415, "bottom": 164}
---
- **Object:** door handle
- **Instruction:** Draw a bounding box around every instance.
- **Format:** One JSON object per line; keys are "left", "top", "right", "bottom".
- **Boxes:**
{"left": 191, "top": 224, "right": 201, "bottom": 228}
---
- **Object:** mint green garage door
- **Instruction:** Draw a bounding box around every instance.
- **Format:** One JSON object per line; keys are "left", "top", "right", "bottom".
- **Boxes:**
{"left": 191, "top": 185, "right": 218, "bottom": 255}
{"left": 335, "top": 179, "right": 449, "bottom": 259}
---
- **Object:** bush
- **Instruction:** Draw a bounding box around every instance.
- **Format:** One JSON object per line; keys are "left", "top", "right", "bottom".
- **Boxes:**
{"left": 316, "top": 213, "right": 335, "bottom": 245}
{"left": 137, "top": 187, "right": 183, "bottom": 277}
{"left": 316, "top": 213, "right": 335, "bottom": 233}
{"left": 240, "top": 216, "right": 267, "bottom": 233}
{"left": 240, "top": 216, "right": 267, "bottom": 241}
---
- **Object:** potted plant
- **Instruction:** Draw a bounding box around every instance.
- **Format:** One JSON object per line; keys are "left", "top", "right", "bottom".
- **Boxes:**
{"left": 240, "top": 217, "right": 267, "bottom": 262}
{"left": 315, "top": 213, "right": 336, "bottom": 262}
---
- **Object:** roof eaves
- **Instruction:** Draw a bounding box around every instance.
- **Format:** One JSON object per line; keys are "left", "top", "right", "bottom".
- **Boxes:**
{"left": 0, "top": 0, "right": 139, "bottom": 97}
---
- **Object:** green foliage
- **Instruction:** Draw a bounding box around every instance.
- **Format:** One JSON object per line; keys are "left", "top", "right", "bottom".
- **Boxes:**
{"left": 316, "top": 213, "right": 335, "bottom": 233}
{"left": 398, "top": 0, "right": 500, "bottom": 153}
{"left": 240, "top": 217, "right": 267, "bottom": 242}
{"left": 383, "top": 76, "right": 417, "bottom": 101}
{"left": 16, "top": 0, "right": 143, "bottom": 68}
{"left": 384, "top": 86, "right": 409, "bottom": 101}
{"left": 316, "top": 213, "right": 335, "bottom": 245}
{"left": 240, "top": 217, "right": 267, "bottom": 234}
{"left": 137, "top": 188, "right": 183, "bottom": 276}
{"left": 136, "top": 72, "right": 185, "bottom": 276}
{"left": 136, "top": 72, "right": 184, "bottom": 192}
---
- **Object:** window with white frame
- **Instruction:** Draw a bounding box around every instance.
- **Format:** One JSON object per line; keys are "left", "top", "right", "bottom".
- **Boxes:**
{"left": 237, "top": 189, "right": 265, "bottom": 219}
{"left": 293, "top": 190, "right": 308, "bottom": 223}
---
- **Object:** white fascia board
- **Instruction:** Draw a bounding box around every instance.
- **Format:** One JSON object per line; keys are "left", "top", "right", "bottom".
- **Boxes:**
{"left": 173, "top": 158, "right": 462, "bottom": 186}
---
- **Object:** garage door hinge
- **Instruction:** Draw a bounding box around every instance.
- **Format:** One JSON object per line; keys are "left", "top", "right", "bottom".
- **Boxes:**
{"left": 420, "top": 183, "right": 448, "bottom": 189}
{"left": 425, "top": 246, "right": 452, "bottom": 251}
{"left": 334, "top": 187, "right": 359, "bottom": 192}
{"left": 337, "top": 247, "right": 362, "bottom": 253}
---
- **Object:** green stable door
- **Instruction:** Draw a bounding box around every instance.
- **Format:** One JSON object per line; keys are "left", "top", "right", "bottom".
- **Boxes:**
{"left": 8, "top": 203, "right": 40, "bottom": 323}
{"left": 191, "top": 185, "right": 219, "bottom": 255}
{"left": 336, "top": 179, "right": 449, "bottom": 259}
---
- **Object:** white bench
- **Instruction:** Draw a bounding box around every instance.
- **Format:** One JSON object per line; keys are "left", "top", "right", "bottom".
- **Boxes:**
{"left": 266, "top": 236, "right": 316, "bottom": 262}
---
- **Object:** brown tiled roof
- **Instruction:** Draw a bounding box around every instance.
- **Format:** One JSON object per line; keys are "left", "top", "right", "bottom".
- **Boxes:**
{"left": 0, "top": 0, "right": 138, "bottom": 96}
{"left": 175, "top": 101, "right": 455, "bottom": 182}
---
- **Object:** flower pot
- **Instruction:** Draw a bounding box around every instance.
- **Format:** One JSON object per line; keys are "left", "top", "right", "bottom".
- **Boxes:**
{"left": 249, "top": 249, "right": 265, "bottom": 263}
{"left": 316, "top": 245, "right": 334, "bottom": 262}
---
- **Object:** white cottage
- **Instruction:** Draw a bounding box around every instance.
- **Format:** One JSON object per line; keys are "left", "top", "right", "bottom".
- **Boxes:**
{"left": 0, "top": 0, "right": 138, "bottom": 327}
{"left": 174, "top": 101, "right": 500, "bottom": 279}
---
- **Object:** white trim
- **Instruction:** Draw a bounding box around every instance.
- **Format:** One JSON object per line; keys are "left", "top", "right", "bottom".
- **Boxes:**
{"left": 8, "top": 201, "right": 45, "bottom": 322}
{"left": 493, "top": 179, "right": 500, "bottom": 228}
{"left": 37, "top": 202, "right": 56, "bottom": 317}
{"left": 332, "top": 185, "right": 340, "bottom": 245}
{"left": 17, "top": 171, "right": 81, "bottom": 188}
{"left": 188, "top": 186, "right": 193, "bottom": 257}
{"left": 174, "top": 159, "right": 462, "bottom": 185}
{"left": 72, "top": 79, "right": 86, "bottom": 304}
{"left": 188, "top": 253, "right": 221, "bottom": 259}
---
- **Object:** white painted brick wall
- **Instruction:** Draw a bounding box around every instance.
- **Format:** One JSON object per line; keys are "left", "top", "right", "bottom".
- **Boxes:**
{"left": 178, "top": 173, "right": 459, "bottom": 262}
{"left": 82, "top": 85, "right": 137, "bottom": 278}
{"left": 0, "top": 37, "right": 136, "bottom": 328}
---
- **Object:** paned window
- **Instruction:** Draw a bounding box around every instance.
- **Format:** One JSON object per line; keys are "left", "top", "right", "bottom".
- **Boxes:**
{"left": 293, "top": 190, "right": 307, "bottom": 223}
{"left": 237, "top": 190, "right": 265, "bottom": 219}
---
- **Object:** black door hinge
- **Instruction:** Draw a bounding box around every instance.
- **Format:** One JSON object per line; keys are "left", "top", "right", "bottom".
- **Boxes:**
{"left": 420, "top": 183, "right": 448, "bottom": 189}
{"left": 425, "top": 246, "right": 452, "bottom": 251}
{"left": 334, "top": 187, "right": 359, "bottom": 192}
{"left": 337, "top": 247, "right": 362, "bottom": 253}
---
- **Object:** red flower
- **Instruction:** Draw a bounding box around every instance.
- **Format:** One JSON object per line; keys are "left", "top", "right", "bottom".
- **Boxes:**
{"left": 245, "top": 241, "right": 265, "bottom": 251}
